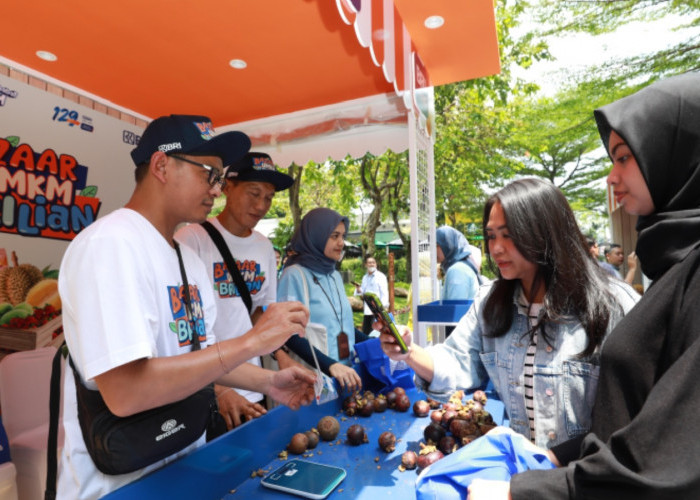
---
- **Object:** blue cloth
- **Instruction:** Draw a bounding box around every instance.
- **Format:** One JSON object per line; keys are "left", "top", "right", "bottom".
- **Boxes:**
{"left": 285, "top": 208, "right": 349, "bottom": 274}
{"left": 415, "top": 428, "right": 555, "bottom": 500}
{"left": 442, "top": 261, "right": 479, "bottom": 300}
{"left": 354, "top": 338, "right": 414, "bottom": 392}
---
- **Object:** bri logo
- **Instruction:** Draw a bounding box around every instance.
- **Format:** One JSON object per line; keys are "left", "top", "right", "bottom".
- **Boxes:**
{"left": 158, "top": 142, "right": 182, "bottom": 153}
{"left": 156, "top": 419, "right": 185, "bottom": 441}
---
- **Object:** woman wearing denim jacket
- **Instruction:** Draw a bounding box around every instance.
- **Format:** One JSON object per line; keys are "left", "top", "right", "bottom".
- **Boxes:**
{"left": 380, "top": 178, "right": 640, "bottom": 448}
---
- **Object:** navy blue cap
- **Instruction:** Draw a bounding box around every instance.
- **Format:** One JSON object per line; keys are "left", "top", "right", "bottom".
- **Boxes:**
{"left": 130, "top": 114, "right": 250, "bottom": 167}
{"left": 226, "top": 152, "right": 294, "bottom": 191}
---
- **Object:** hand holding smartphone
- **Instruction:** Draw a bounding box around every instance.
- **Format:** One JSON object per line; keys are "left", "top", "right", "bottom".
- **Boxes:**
{"left": 362, "top": 292, "right": 408, "bottom": 353}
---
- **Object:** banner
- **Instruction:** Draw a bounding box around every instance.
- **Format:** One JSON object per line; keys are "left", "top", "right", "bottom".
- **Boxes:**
{"left": 0, "top": 74, "right": 144, "bottom": 269}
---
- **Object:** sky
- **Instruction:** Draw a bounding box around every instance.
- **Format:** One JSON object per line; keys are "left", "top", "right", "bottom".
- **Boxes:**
{"left": 516, "top": 14, "right": 699, "bottom": 95}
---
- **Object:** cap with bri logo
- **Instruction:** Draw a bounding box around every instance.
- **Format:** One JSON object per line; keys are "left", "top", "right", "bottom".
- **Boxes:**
{"left": 130, "top": 114, "right": 251, "bottom": 167}
{"left": 226, "top": 152, "right": 294, "bottom": 191}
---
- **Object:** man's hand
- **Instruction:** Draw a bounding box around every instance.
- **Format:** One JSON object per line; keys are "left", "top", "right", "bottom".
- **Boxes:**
{"left": 215, "top": 384, "right": 266, "bottom": 429}
{"left": 328, "top": 363, "right": 362, "bottom": 392}
{"left": 245, "top": 301, "right": 309, "bottom": 357}
{"left": 266, "top": 366, "right": 316, "bottom": 410}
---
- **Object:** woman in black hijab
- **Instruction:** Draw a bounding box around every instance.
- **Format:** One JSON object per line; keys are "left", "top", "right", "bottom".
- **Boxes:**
{"left": 469, "top": 72, "right": 700, "bottom": 499}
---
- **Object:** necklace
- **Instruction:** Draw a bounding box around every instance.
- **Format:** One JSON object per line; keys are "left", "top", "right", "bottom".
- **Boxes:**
{"left": 311, "top": 273, "right": 350, "bottom": 359}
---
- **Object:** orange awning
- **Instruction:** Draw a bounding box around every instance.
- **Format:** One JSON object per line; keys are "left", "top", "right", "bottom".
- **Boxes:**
{"left": 0, "top": 0, "right": 500, "bottom": 126}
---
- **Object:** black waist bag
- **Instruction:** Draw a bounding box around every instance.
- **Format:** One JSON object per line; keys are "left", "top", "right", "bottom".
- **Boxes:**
{"left": 71, "top": 356, "right": 217, "bottom": 475}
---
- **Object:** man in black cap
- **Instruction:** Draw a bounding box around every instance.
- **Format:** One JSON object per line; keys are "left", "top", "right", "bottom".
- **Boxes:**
{"left": 177, "top": 152, "right": 299, "bottom": 432}
{"left": 57, "top": 116, "right": 314, "bottom": 498}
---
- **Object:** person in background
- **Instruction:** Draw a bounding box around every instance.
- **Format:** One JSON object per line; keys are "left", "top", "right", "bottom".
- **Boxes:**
{"left": 176, "top": 152, "right": 301, "bottom": 434}
{"left": 587, "top": 238, "right": 600, "bottom": 260}
{"left": 354, "top": 255, "right": 389, "bottom": 334}
{"left": 57, "top": 115, "right": 314, "bottom": 498}
{"left": 380, "top": 178, "right": 639, "bottom": 449}
{"left": 602, "top": 243, "right": 638, "bottom": 286}
{"left": 278, "top": 208, "right": 370, "bottom": 391}
{"left": 601, "top": 243, "right": 624, "bottom": 278}
{"left": 273, "top": 247, "right": 282, "bottom": 276}
{"left": 436, "top": 225, "right": 482, "bottom": 337}
{"left": 469, "top": 71, "right": 700, "bottom": 500}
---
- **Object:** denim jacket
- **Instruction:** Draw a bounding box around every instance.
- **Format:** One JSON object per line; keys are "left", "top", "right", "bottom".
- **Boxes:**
{"left": 416, "top": 279, "right": 640, "bottom": 448}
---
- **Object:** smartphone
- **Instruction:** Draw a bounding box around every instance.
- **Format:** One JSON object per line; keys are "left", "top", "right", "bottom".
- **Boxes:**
{"left": 351, "top": 281, "right": 361, "bottom": 287}
{"left": 261, "top": 459, "right": 346, "bottom": 499}
{"left": 362, "top": 292, "right": 408, "bottom": 353}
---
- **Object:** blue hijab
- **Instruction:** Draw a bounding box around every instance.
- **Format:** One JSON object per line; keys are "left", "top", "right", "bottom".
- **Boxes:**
{"left": 436, "top": 225, "right": 472, "bottom": 273}
{"left": 286, "top": 208, "right": 350, "bottom": 274}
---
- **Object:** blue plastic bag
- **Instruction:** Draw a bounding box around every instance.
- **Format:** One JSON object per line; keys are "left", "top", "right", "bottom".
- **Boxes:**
{"left": 354, "top": 338, "right": 414, "bottom": 393}
{"left": 415, "top": 427, "right": 555, "bottom": 500}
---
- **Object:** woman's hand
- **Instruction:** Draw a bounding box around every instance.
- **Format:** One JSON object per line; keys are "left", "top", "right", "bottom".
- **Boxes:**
{"left": 375, "top": 320, "right": 413, "bottom": 361}
{"left": 267, "top": 366, "right": 316, "bottom": 410}
{"left": 329, "top": 363, "right": 362, "bottom": 392}
{"left": 467, "top": 479, "right": 511, "bottom": 500}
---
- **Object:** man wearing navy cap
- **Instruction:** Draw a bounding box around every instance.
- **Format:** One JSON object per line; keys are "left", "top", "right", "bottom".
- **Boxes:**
{"left": 57, "top": 117, "right": 314, "bottom": 498}
{"left": 177, "top": 152, "right": 298, "bottom": 433}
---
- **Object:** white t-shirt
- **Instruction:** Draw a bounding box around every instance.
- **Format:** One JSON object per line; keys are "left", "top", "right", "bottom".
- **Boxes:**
{"left": 175, "top": 217, "right": 277, "bottom": 402}
{"left": 57, "top": 208, "right": 217, "bottom": 500}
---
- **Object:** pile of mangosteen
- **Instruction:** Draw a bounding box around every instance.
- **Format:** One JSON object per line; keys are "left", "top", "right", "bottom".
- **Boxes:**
{"left": 400, "top": 389, "right": 496, "bottom": 471}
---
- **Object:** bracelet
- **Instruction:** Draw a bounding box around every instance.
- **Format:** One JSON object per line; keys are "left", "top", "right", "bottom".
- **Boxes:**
{"left": 216, "top": 342, "right": 232, "bottom": 374}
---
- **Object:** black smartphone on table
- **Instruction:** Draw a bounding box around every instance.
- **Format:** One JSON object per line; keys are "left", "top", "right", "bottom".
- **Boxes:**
{"left": 362, "top": 292, "right": 408, "bottom": 353}
{"left": 260, "top": 459, "right": 346, "bottom": 499}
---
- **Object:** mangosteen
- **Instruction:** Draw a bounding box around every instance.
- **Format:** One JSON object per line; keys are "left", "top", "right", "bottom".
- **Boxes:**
{"left": 344, "top": 399, "right": 358, "bottom": 416}
{"left": 394, "top": 393, "right": 411, "bottom": 412}
{"left": 378, "top": 431, "right": 397, "bottom": 452}
{"left": 304, "top": 430, "right": 320, "bottom": 449}
{"left": 317, "top": 416, "right": 340, "bottom": 441}
{"left": 401, "top": 450, "right": 418, "bottom": 470}
{"left": 472, "top": 389, "right": 488, "bottom": 405}
{"left": 441, "top": 409, "right": 457, "bottom": 429}
{"left": 347, "top": 424, "right": 367, "bottom": 446}
{"left": 287, "top": 432, "right": 308, "bottom": 455}
{"left": 438, "top": 435, "right": 457, "bottom": 455}
{"left": 363, "top": 390, "right": 376, "bottom": 400}
{"left": 450, "top": 418, "right": 478, "bottom": 439}
{"left": 373, "top": 396, "right": 388, "bottom": 413}
{"left": 359, "top": 399, "right": 374, "bottom": 417}
{"left": 413, "top": 400, "right": 431, "bottom": 417}
{"left": 393, "top": 386, "right": 406, "bottom": 396}
{"left": 427, "top": 398, "right": 441, "bottom": 409}
{"left": 385, "top": 390, "right": 397, "bottom": 408}
{"left": 417, "top": 448, "right": 444, "bottom": 469}
{"left": 430, "top": 409, "right": 445, "bottom": 425}
{"left": 423, "top": 422, "right": 446, "bottom": 444}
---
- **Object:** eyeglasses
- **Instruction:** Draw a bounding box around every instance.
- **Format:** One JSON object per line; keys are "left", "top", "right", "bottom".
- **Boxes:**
{"left": 169, "top": 154, "right": 226, "bottom": 189}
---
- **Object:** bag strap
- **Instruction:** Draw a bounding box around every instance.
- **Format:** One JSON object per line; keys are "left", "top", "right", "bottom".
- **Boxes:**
{"left": 45, "top": 343, "right": 65, "bottom": 500}
{"left": 200, "top": 221, "right": 253, "bottom": 314}
{"left": 465, "top": 258, "right": 483, "bottom": 286}
{"left": 291, "top": 264, "right": 310, "bottom": 309}
{"left": 174, "top": 241, "right": 203, "bottom": 351}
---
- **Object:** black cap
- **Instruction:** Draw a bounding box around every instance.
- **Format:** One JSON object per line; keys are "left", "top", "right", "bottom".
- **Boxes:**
{"left": 226, "top": 152, "right": 294, "bottom": 191}
{"left": 130, "top": 114, "right": 250, "bottom": 167}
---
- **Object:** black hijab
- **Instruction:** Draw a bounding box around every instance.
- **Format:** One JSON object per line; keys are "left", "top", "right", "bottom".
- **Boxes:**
{"left": 594, "top": 72, "right": 700, "bottom": 281}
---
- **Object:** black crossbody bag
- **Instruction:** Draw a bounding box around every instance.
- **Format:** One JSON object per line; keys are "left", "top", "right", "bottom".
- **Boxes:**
{"left": 45, "top": 242, "right": 220, "bottom": 497}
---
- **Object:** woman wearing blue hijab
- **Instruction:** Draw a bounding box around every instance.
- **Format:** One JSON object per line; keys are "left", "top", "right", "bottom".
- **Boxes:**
{"left": 277, "top": 208, "right": 368, "bottom": 391}
{"left": 436, "top": 225, "right": 481, "bottom": 301}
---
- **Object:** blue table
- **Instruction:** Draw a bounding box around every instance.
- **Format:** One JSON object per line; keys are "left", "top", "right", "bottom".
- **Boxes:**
{"left": 105, "top": 387, "right": 505, "bottom": 499}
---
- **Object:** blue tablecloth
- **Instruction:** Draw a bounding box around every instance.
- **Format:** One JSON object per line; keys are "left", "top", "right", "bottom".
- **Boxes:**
{"left": 105, "top": 387, "right": 505, "bottom": 500}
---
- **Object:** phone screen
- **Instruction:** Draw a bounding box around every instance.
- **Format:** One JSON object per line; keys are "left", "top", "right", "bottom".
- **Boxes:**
{"left": 362, "top": 292, "right": 408, "bottom": 353}
{"left": 261, "top": 460, "right": 346, "bottom": 499}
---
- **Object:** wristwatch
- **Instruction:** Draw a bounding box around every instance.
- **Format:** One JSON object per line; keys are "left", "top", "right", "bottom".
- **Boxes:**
{"left": 270, "top": 345, "right": 290, "bottom": 361}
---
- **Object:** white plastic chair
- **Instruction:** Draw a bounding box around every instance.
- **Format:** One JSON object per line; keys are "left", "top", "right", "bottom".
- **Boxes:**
{"left": 0, "top": 347, "right": 64, "bottom": 500}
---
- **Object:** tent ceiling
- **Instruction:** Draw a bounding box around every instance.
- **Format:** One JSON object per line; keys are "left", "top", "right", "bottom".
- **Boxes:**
{"left": 1, "top": 1, "right": 500, "bottom": 127}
